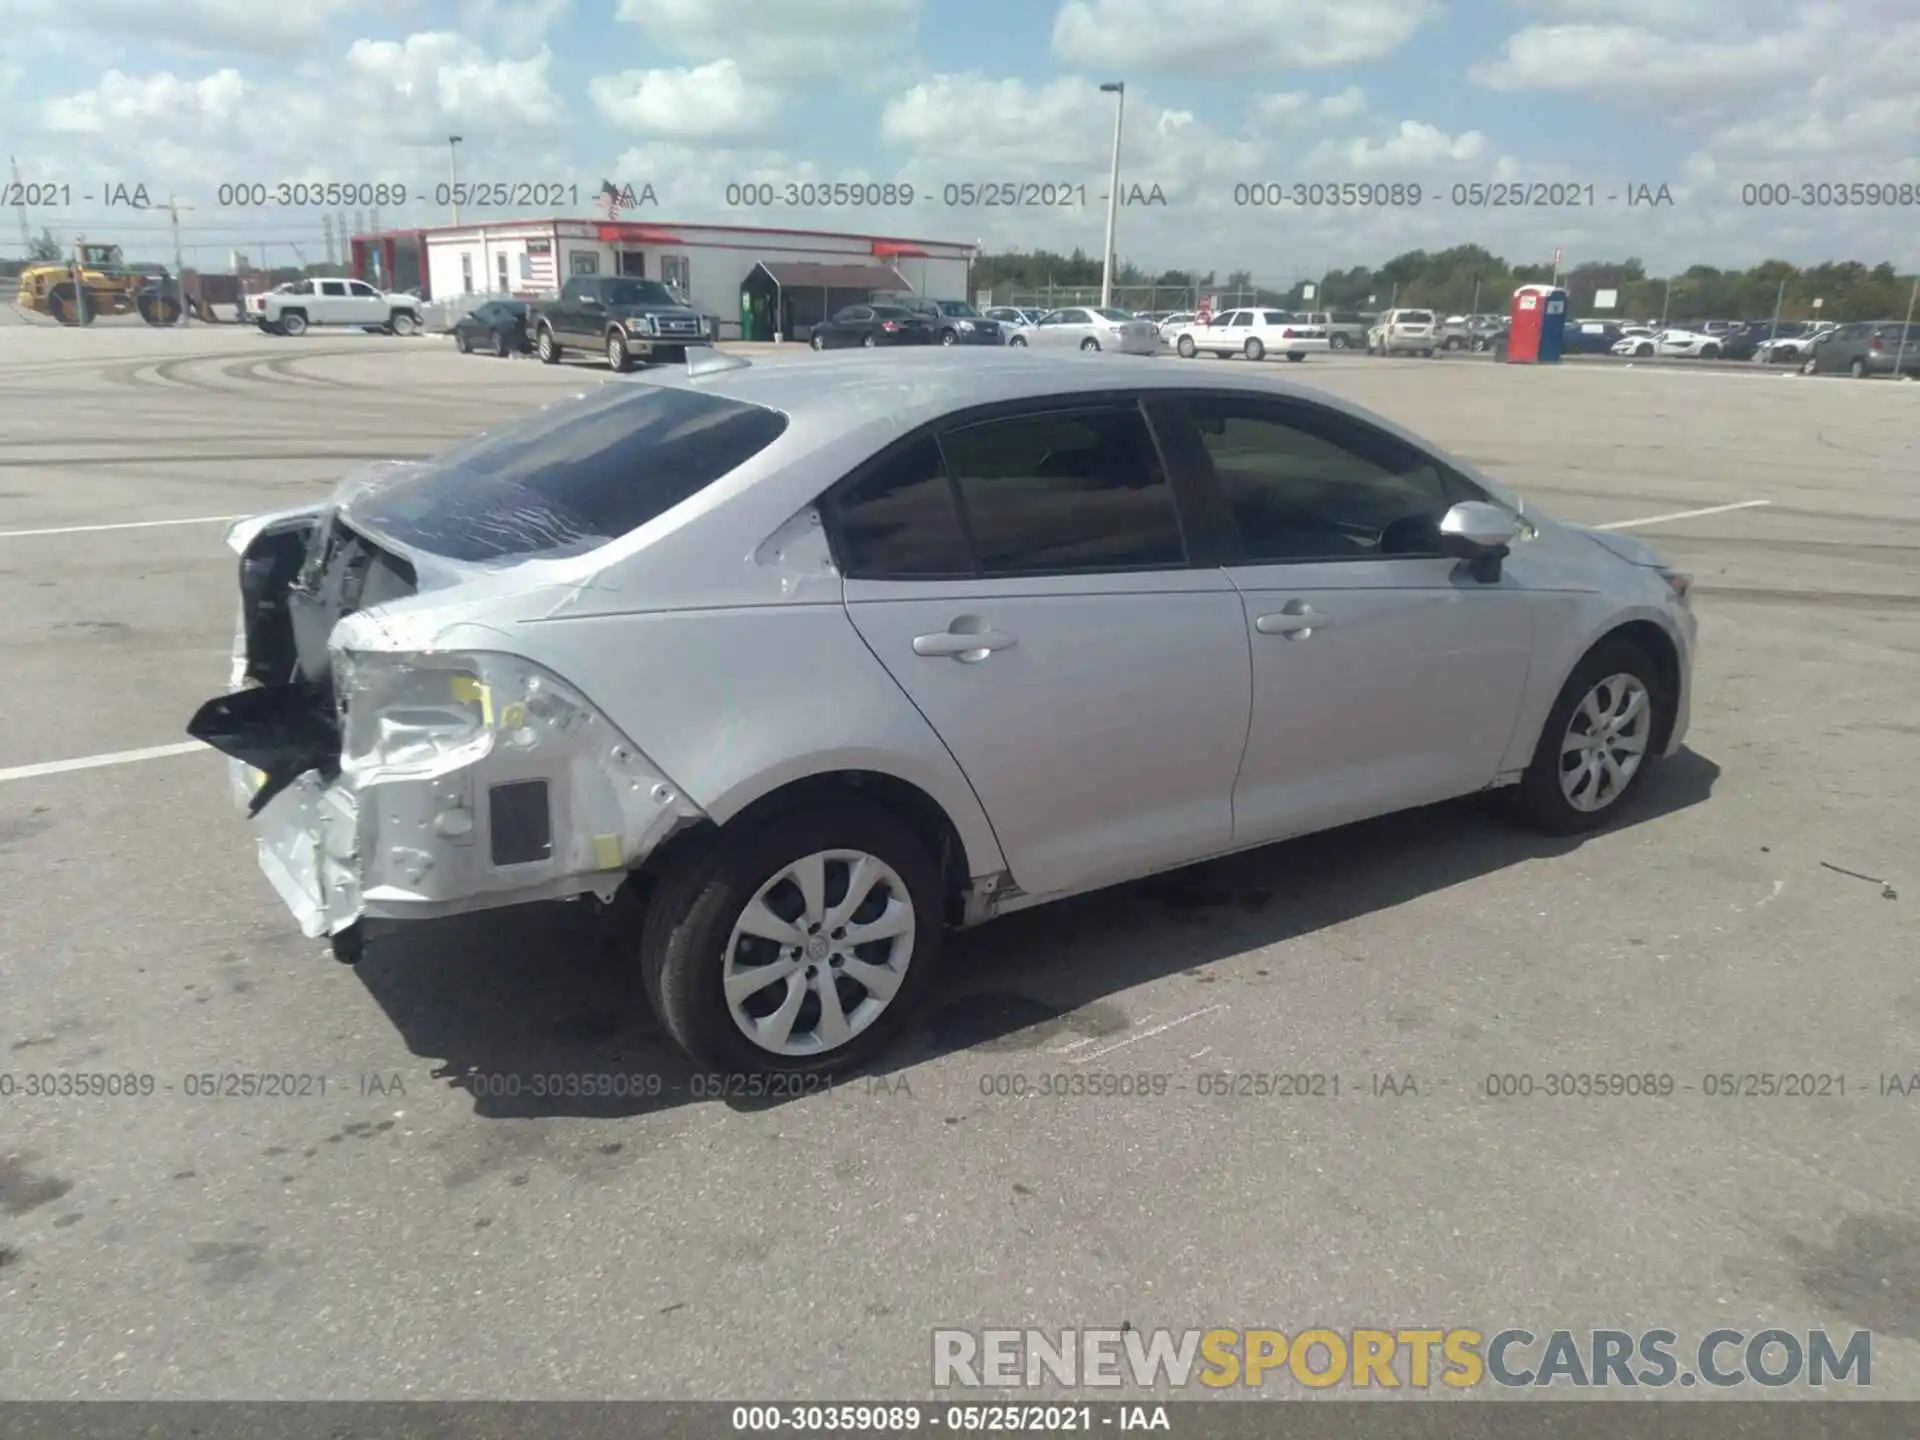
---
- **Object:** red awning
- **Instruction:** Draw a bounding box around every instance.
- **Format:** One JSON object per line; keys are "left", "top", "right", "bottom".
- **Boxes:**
{"left": 597, "top": 225, "right": 686, "bottom": 244}
{"left": 873, "top": 242, "right": 928, "bottom": 257}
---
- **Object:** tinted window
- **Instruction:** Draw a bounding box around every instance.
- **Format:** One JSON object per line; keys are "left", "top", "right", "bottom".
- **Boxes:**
{"left": 349, "top": 385, "right": 790, "bottom": 563}
{"left": 1400, "top": 311, "right": 1434, "bottom": 324}
{"left": 836, "top": 307, "right": 872, "bottom": 321}
{"left": 1185, "top": 398, "right": 1454, "bottom": 562}
{"left": 1262, "top": 312, "right": 1292, "bottom": 325}
{"left": 319, "top": 281, "right": 348, "bottom": 296}
{"left": 605, "top": 279, "right": 679, "bottom": 306}
{"left": 829, "top": 436, "right": 972, "bottom": 579}
{"left": 871, "top": 306, "right": 914, "bottom": 319}
{"left": 939, "top": 406, "right": 1185, "bottom": 576}
{"left": 938, "top": 301, "right": 980, "bottom": 316}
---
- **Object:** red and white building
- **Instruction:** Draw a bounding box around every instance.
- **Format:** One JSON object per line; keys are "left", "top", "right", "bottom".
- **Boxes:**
{"left": 351, "top": 218, "right": 978, "bottom": 341}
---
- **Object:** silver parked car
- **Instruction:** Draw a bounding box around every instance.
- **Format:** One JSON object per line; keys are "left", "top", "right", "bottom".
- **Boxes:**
{"left": 189, "top": 348, "right": 1696, "bottom": 1075}
{"left": 1010, "top": 306, "right": 1159, "bottom": 355}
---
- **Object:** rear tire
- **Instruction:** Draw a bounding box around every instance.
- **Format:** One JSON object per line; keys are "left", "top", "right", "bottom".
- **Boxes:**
{"left": 1700, "top": 342, "right": 1720, "bottom": 360}
{"left": 1286, "top": 352, "right": 1305, "bottom": 362}
{"left": 46, "top": 282, "right": 92, "bottom": 325}
{"left": 1244, "top": 337, "right": 1265, "bottom": 361}
{"left": 1080, "top": 337, "right": 1100, "bottom": 351}
{"left": 1177, "top": 335, "right": 1197, "bottom": 358}
{"left": 1329, "top": 333, "right": 1349, "bottom": 350}
{"left": 1850, "top": 357, "right": 1867, "bottom": 379}
{"left": 280, "top": 311, "right": 308, "bottom": 337}
{"left": 810, "top": 332, "right": 824, "bottom": 350}
{"left": 1008, "top": 335, "right": 1026, "bottom": 347}
{"left": 137, "top": 291, "right": 182, "bottom": 326}
{"left": 1508, "top": 638, "right": 1667, "bottom": 836}
{"left": 454, "top": 331, "right": 470, "bottom": 353}
{"left": 636, "top": 799, "right": 945, "bottom": 1075}
{"left": 492, "top": 330, "right": 510, "bottom": 357}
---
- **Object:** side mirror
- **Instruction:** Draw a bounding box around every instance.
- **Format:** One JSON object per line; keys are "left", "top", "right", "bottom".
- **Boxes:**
{"left": 1439, "top": 501, "right": 1521, "bottom": 582}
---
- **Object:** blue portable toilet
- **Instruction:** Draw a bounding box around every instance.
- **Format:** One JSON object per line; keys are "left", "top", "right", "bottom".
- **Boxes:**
{"left": 1506, "top": 284, "right": 1569, "bottom": 363}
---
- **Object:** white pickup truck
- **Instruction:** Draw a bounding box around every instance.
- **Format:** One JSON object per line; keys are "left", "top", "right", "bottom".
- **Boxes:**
{"left": 252, "top": 277, "right": 423, "bottom": 337}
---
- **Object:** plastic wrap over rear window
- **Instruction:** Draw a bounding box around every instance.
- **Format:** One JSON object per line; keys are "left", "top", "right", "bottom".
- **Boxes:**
{"left": 346, "top": 383, "right": 789, "bottom": 562}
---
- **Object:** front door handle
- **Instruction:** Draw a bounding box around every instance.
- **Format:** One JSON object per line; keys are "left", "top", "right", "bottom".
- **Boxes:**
{"left": 1254, "top": 602, "right": 1325, "bottom": 638}
{"left": 912, "top": 626, "right": 1017, "bottom": 662}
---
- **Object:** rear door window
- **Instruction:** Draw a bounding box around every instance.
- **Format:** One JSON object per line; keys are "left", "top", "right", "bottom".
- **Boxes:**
{"left": 348, "top": 383, "right": 790, "bottom": 562}
{"left": 826, "top": 436, "right": 973, "bottom": 579}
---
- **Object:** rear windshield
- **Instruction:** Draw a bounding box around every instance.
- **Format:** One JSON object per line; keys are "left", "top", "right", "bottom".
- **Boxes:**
{"left": 1094, "top": 308, "right": 1134, "bottom": 322}
{"left": 871, "top": 305, "right": 916, "bottom": 318}
{"left": 348, "top": 383, "right": 790, "bottom": 563}
{"left": 937, "top": 301, "right": 980, "bottom": 316}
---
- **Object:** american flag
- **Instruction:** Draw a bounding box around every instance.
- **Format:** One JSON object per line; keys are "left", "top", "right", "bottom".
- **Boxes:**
{"left": 598, "top": 180, "right": 623, "bottom": 220}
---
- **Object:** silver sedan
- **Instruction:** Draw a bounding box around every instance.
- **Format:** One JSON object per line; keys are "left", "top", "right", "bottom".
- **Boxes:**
{"left": 190, "top": 347, "right": 1697, "bottom": 1076}
{"left": 1010, "top": 306, "right": 1160, "bottom": 355}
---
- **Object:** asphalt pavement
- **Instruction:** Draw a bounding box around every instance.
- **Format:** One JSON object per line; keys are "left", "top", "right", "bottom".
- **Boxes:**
{"left": 1, "top": 326, "right": 1916, "bottom": 1400}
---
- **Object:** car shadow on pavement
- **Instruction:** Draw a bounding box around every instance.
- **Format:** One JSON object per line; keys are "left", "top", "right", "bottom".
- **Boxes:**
{"left": 352, "top": 747, "right": 1719, "bottom": 1119}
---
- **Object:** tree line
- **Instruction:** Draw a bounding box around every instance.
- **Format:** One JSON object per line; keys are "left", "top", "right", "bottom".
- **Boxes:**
{"left": 976, "top": 244, "right": 1919, "bottom": 322}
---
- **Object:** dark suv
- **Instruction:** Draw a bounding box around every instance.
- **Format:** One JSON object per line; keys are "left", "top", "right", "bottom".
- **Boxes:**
{"left": 900, "top": 298, "right": 1004, "bottom": 346}
{"left": 530, "top": 275, "right": 709, "bottom": 371}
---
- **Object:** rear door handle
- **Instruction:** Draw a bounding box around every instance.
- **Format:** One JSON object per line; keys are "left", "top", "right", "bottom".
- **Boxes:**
{"left": 1254, "top": 602, "right": 1325, "bottom": 638}
{"left": 912, "top": 628, "right": 1017, "bottom": 662}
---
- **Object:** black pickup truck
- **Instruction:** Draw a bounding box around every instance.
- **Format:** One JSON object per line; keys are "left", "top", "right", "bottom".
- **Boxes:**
{"left": 530, "top": 275, "right": 709, "bottom": 371}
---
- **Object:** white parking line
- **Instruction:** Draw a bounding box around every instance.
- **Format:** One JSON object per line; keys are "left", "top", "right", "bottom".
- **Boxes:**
{"left": 1594, "top": 500, "right": 1770, "bottom": 530}
{"left": 0, "top": 741, "right": 210, "bottom": 784}
{"left": 0, "top": 514, "right": 249, "bottom": 540}
{"left": 1068, "top": 1004, "right": 1226, "bottom": 1064}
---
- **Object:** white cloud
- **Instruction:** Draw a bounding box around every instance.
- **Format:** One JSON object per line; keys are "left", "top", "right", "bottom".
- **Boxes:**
{"left": 41, "top": 69, "right": 245, "bottom": 133}
{"left": 613, "top": 0, "right": 920, "bottom": 82}
{"left": 0, "top": 0, "right": 366, "bottom": 54}
{"left": 1306, "top": 120, "right": 1488, "bottom": 169}
{"left": 590, "top": 59, "right": 780, "bottom": 138}
{"left": 458, "top": 0, "right": 570, "bottom": 55}
{"left": 344, "top": 33, "right": 563, "bottom": 132}
{"left": 1317, "top": 86, "right": 1368, "bottom": 119}
{"left": 1051, "top": 0, "right": 1436, "bottom": 74}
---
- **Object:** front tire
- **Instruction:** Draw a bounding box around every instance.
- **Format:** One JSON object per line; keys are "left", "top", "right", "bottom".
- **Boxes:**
{"left": 1244, "top": 337, "right": 1265, "bottom": 361}
{"left": 1509, "top": 639, "right": 1666, "bottom": 835}
{"left": 1080, "top": 337, "right": 1100, "bottom": 351}
{"left": 389, "top": 310, "right": 420, "bottom": 337}
{"left": 1008, "top": 335, "right": 1026, "bottom": 346}
{"left": 1635, "top": 342, "right": 1654, "bottom": 357}
{"left": 940, "top": 329, "right": 958, "bottom": 346}
{"left": 1329, "top": 333, "right": 1349, "bottom": 350}
{"left": 536, "top": 326, "right": 560, "bottom": 363}
{"left": 810, "top": 332, "right": 824, "bottom": 351}
{"left": 1850, "top": 357, "right": 1868, "bottom": 379}
{"left": 606, "top": 329, "right": 634, "bottom": 371}
{"left": 454, "top": 331, "right": 470, "bottom": 353}
{"left": 1286, "top": 352, "right": 1305, "bottom": 362}
{"left": 493, "top": 329, "right": 510, "bottom": 358}
{"left": 1177, "top": 335, "right": 1197, "bottom": 358}
{"left": 1700, "top": 342, "right": 1720, "bottom": 360}
{"left": 862, "top": 333, "right": 876, "bottom": 348}
{"left": 638, "top": 799, "right": 945, "bottom": 1075}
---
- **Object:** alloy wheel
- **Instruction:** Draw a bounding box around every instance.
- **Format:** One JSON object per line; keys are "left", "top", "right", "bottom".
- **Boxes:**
{"left": 723, "top": 850, "right": 916, "bottom": 1057}
{"left": 1559, "top": 673, "right": 1651, "bottom": 812}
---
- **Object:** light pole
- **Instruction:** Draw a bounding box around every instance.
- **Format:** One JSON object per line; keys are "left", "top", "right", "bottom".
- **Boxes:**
{"left": 447, "top": 135, "right": 463, "bottom": 225}
{"left": 167, "top": 196, "right": 194, "bottom": 324}
{"left": 1768, "top": 271, "right": 1789, "bottom": 344}
{"left": 1098, "top": 81, "right": 1124, "bottom": 309}
{"left": 1894, "top": 276, "right": 1918, "bottom": 379}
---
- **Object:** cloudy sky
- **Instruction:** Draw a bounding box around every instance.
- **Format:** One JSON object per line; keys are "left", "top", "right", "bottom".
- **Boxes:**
{"left": 2, "top": 0, "right": 1915, "bottom": 280}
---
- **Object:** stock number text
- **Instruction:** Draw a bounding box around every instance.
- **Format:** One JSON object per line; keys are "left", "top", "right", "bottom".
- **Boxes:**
{"left": 1742, "top": 182, "right": 1917, "bottom": 207}
{"left": 1483, "top": 1072, "right": 1676, "bottom": 1098}
{"left": 1235, "top": 182, "right": 1422, "bottom": 207}
{"left": 217, "top": 182, "right": 408, "bottom": 208}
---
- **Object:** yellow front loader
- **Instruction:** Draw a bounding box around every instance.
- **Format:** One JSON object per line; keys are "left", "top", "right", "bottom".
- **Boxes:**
{"left": 15, "top": 242, "right": 185, "bottom": 325}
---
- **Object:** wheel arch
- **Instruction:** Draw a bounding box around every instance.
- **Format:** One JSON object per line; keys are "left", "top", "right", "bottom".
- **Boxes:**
{"left": 632, "top": 765, "right": 984, "bottom": 927}
{"left": 1507, "top": 614, "right": 1684, "bottom": 774}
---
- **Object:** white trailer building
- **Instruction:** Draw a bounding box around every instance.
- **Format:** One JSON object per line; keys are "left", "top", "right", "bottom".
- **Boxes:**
{"left": 385, "top": 218, "right": 977, "bottom": 341}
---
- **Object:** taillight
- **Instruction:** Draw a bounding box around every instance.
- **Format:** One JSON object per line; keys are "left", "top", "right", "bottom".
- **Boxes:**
{"left": 1870, "top": 338, "right": 1882, "bottom": 350}
{"left": 883, "top": 321, "right": 898, "bottom": 331}
{"left": 1281, "top": 328, "right": 1294, "bottom": 338}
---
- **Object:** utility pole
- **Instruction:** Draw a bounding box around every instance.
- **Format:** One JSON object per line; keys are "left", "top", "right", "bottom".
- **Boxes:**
{"left": 1768, "top": 272, "right": 1788, "bottom": 343}
{"left": 448, "top": 135, "right": 464, "bottom": 225}
{"left": 1098, "top": 83, "right": 1124, "bottom": 309}
{"left": 1894, "top": 277, "right": 1918, "bottom": 380}
{"left": 9, "top": 156, "right": 31, "bottom": 257}
{"left": 1659, "top": 278, "right": 1673, "bottom": 328}
{"left": 321, "top": 212, "right": 335, "bottom": 267}
{"left": 167, "top": 196, "right": 194, "bottom": 324}
{"left": 71, "top": 234, "right": 91, "bottom": 324}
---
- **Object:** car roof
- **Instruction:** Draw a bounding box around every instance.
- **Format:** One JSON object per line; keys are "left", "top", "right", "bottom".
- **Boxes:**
{"left": 629, "top": 346, "right": 1379, "bottom": 423}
